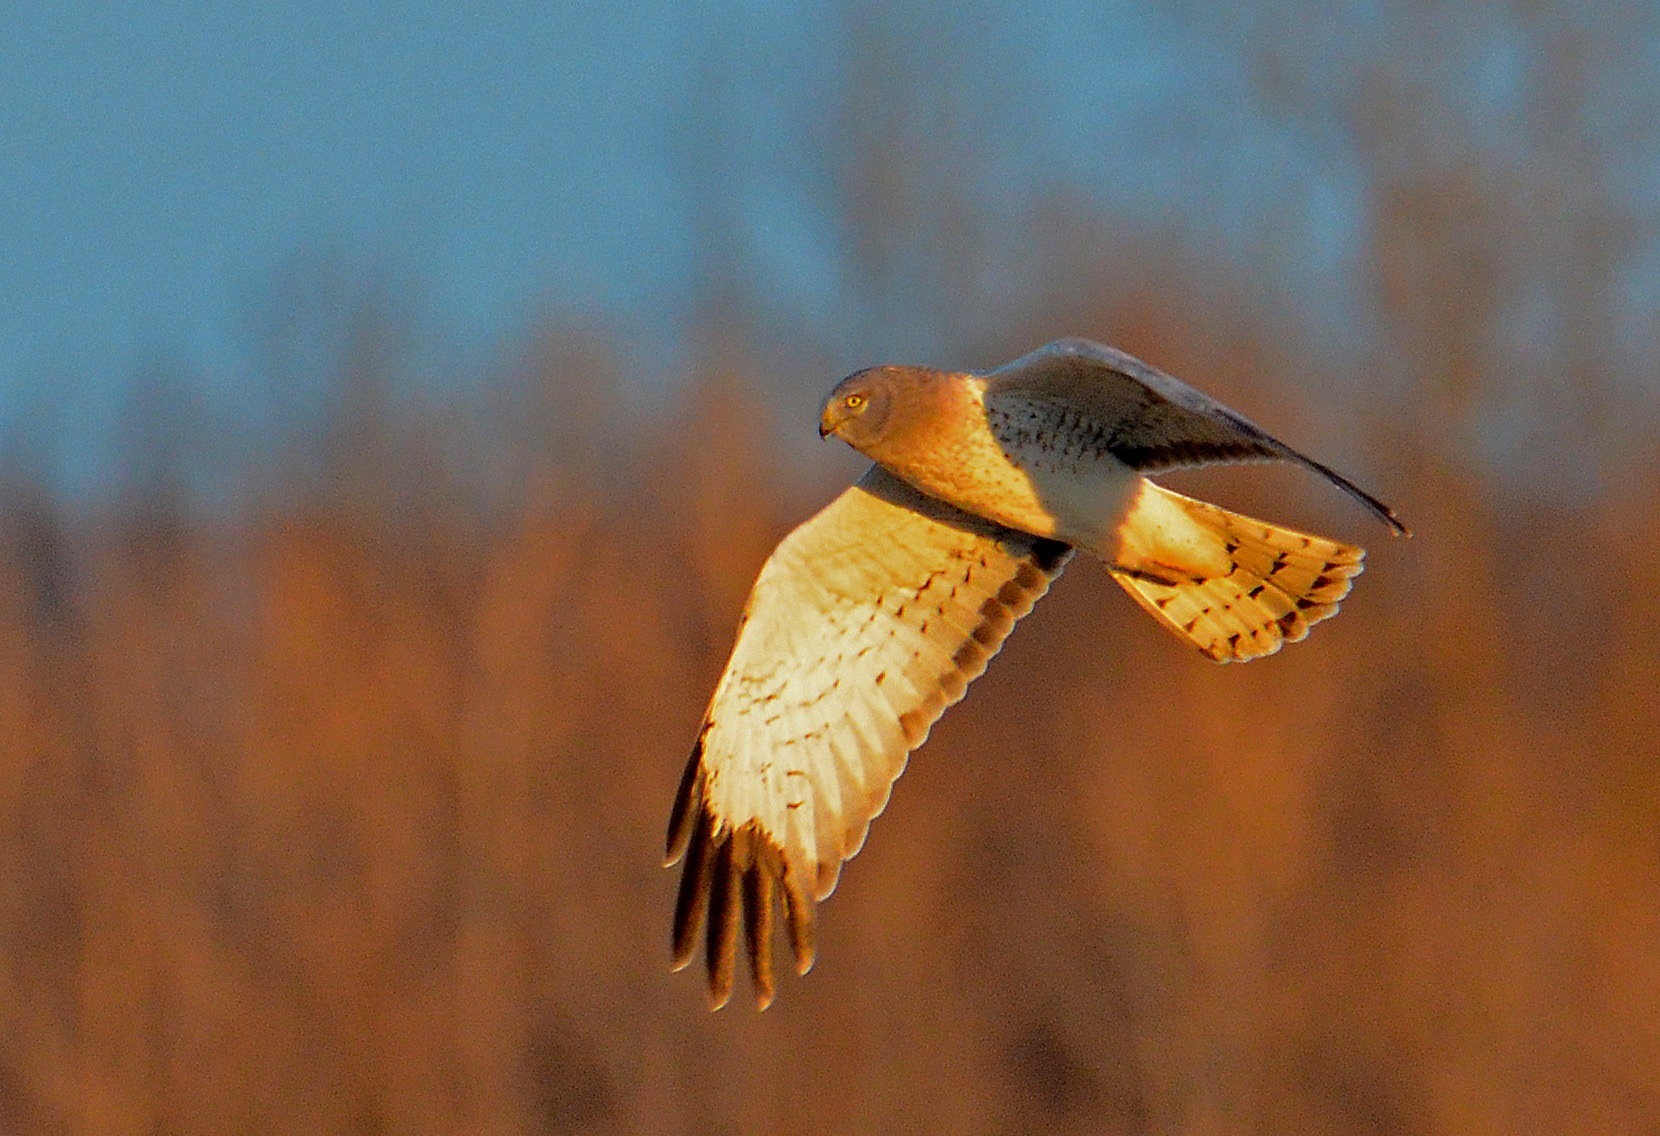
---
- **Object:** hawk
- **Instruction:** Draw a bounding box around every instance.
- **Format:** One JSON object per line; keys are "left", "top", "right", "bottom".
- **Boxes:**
{"left": 667, "top": 338, "right": 1407, "bottom": 1008}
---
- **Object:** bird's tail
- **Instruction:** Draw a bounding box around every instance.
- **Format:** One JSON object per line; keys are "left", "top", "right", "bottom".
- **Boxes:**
{"left": 1106, "top": 481, "right": 1365, "bottom": 663}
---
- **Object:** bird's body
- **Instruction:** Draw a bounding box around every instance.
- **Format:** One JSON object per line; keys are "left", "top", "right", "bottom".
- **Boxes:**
{"left": 860, "top": 373, "right": 1145, "bottom": 548}
{"left": 669, "top": 338, "right": 1408, "bottom": 1009}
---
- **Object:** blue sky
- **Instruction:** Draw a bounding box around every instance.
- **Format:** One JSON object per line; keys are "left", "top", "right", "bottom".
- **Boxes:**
{"left": 2, "top": 4, "right": 1338, "bottom": 385}
{"left": 5, "top": 2, "right": 1655, "bottom": 495}
{"left": 4, "top": 5, "right": 704, "bottom": 379}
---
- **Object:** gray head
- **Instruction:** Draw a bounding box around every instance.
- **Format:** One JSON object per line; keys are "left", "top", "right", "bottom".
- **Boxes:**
{"left": 818, "top": 365, "right": 946, "bottom": 458}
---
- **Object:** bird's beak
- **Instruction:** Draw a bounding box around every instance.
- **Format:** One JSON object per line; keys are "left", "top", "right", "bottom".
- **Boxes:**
{"left": 818, "top": 403, "right": 842, "bottom": 440}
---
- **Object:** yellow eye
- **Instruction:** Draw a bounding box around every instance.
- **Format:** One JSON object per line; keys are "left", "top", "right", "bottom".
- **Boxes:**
{"left": 844, "top": 392, "right": 866, "bottom": 410}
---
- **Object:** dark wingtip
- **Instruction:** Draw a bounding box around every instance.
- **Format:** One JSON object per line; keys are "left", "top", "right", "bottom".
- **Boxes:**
{"left": 674, "top": 799, "right": 794, "bottom": 1008}
{"left": 781, "top": 866, "right": 817, "bottom": 975}
{"left": 742, "top": 836, "right": 778, "bottom": 1010}
{"left": 1366, "top": 496, "right": 1411, "bottom": 538}
{"left": 665, "top": 728, "right": 709, "bottom": 865}
{"left": 1288, "top": 448, "right": 1410, "bottom": 539}
{"left": 671, "top": 806, "right": 716, "bottom": 970}
{"left": 705, "top": 833, "right": 740, "bottom": 1010}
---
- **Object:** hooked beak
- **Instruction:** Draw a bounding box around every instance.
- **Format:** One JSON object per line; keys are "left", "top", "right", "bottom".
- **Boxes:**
{"left": 818, "top": 402, "right": 846, "bottom": 440}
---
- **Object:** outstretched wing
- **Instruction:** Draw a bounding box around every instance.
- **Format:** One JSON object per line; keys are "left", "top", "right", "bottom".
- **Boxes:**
{"left": 666, "top": 464, "right": 1072, "bottom": 1008}
{"left": 983, "top": 338, "right": 1408, "bottom": 535}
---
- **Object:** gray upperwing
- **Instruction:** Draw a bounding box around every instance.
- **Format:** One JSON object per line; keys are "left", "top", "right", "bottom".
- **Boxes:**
{"left": 983, "top": 339, "right": 1409, "bottom": 536}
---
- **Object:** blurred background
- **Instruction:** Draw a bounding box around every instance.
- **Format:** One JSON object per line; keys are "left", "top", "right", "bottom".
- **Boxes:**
{"left": 3, "top": 2, "right": 1659, "bottom": 1132}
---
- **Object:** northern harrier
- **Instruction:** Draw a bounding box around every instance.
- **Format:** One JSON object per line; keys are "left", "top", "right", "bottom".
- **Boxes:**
{"left": 667, "top": 338, "right": 1407, "bottom": 1008}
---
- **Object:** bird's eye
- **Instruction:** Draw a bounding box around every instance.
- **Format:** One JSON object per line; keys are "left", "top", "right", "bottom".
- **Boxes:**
{"left": 844, "top": 392, "right": 866, "bottom": 410}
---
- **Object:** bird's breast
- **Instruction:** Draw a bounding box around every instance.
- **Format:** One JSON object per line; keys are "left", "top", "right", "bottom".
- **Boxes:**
{"left": 874, "top": 385, "right": 1141, "bottom": 550}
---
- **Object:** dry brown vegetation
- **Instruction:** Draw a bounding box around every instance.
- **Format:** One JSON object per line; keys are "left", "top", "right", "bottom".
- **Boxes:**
{"left": 4, "top": 4, "right": 1660, "bottom": 1133}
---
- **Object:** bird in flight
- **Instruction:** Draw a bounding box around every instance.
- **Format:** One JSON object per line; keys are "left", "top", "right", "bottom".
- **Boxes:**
{"left": 666, "top": 338, "right": 1407, "bottom": 1009}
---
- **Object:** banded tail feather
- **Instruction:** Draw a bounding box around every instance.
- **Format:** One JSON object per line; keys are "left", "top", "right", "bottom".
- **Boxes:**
{"left": 1109, "top": 482, "right": 1365, "bottom": 662}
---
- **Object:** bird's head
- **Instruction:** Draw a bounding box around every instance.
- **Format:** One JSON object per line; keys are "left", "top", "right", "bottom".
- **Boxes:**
{"left": 819, "top": 367, "right": 895, "bottom": 447}
{"left": 820, "top": 366, "right": 940, "bottom": 456}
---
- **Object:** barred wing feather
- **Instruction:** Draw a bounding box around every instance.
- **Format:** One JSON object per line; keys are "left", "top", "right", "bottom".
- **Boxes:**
{"left": 665, "top": 464, "right": 1071, "bottom": 1008}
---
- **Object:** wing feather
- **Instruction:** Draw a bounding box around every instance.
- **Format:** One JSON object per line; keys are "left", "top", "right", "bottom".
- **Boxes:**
{"left": 982, "top": 338, "right": 1408, "bottom": 535}
{"left": 667, "top": 464, "right": 1072, "bottom": 1006}
{"left": 741, "top": 846, "right": 777, "bottom": 1008}
{"left": 704, "top": 829, "right": 740, "bottom": 1007}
